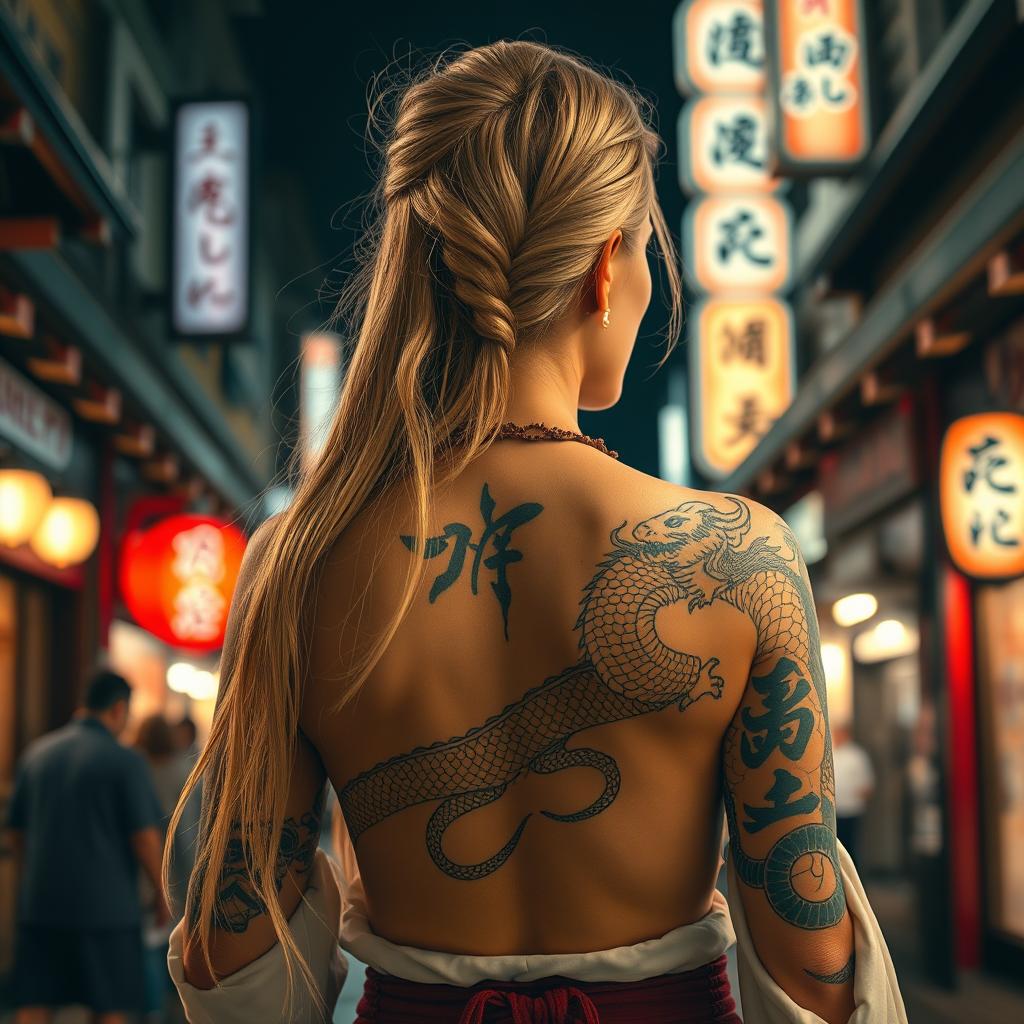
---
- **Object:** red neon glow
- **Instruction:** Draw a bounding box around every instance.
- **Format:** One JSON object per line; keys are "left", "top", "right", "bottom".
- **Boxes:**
{"left": 944, "top": 564, "right": 981, "bottom": 968}
{"left": 119, "top": 514, "right": 246, "bottom": 652}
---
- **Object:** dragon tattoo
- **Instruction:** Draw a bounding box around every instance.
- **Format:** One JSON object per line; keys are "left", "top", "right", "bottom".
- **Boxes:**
{"left": 339, "top": 496, "right": 843, "bottom": 931}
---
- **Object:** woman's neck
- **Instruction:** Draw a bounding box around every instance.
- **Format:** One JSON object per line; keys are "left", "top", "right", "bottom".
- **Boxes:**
{"left": 504, "top": 334, "right": 584, "bottom": 432}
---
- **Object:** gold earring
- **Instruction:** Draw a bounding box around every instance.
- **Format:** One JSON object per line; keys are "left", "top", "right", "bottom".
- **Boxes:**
{"left": 601, "top": 307, "right": 611, "bottom": 329}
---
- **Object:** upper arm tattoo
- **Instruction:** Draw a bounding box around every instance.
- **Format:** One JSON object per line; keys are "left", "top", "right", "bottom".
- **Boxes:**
{"left": 345, "top": 495, "right": 841, "bottom": 907}
{"left": 401, "top": 483, "right": 543, "bottom": 640}
{"left": 720, "top": 518, "right": 846, "bottom": 936}
{"left": 196, "top": 787, "right": 325, "bottom": 934}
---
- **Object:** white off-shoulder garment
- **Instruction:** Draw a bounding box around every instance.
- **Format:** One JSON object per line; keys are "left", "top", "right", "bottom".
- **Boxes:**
{"left": 168, "top": 839, "right": 907, "bottom": 1024}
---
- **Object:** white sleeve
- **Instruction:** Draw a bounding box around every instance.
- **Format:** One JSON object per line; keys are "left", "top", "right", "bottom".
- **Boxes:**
{"left": 167, "top": 849, "right": 348, "bottom": 1023}
{"left": 726, "top": 840, "right": 907, "bottom": 1023}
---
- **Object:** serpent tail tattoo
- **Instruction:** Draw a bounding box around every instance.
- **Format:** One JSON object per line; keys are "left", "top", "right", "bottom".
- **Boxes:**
{"left": 341, "top": 494, "right": 843, "bottom": 940}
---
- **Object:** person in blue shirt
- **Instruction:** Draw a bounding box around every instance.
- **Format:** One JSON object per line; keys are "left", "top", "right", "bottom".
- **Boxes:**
{"left": 6, "top": 669, "right": 168, "bottom": 1024}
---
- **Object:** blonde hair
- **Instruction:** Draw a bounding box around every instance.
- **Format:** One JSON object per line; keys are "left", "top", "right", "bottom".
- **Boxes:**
{"left": 164, "top": 38, "right": 683, "bottom": 1005}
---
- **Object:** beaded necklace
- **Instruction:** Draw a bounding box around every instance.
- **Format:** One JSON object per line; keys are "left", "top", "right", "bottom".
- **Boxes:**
{"left": 495, "top": 421, "right": 619, "bottom": 460}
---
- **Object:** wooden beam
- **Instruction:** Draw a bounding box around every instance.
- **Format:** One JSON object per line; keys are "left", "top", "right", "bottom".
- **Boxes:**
{"left": 142, "top": 453, "right": 181, "bottom": 484}
{"left": 817, "top": 409, "right": 855, "bottom": 445}
{"left": 860, "top": 369, "right": 903, "bottom": 406}
{"left": 0, "top": 286, "right": 34, "bottom": 337}
{"left": 915, "top": 315, "right": 971, "bottom": 357}
{"left": 4, "top": 107, "right": 97, "bottom": 222}
{"left": 26, "top": 338, "right": 82, "bottom": 385}
{"left": 72, "top": 385, "right": 122, "bottom": 425}
{"left": 0, "top": 287, "right": 35, "bottom": 338}
{"left": 987, "top": 244, "right": 1024, "bottom": 296}
{"left": 174, "top": 475, "right": 206, "bottom": 502}
{"left": 785, "top": 440, "right": 818, "bottom": 472}
{"left": 0, "top": 217, "right": 61, "bottom": 250}
{"left": 113, "top": 423, "right": 156, "bottom": 459}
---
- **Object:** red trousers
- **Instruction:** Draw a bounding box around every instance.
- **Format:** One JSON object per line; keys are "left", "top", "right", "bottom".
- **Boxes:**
{"left": 353, "top": 954, "right": 742, "bottom": 1023}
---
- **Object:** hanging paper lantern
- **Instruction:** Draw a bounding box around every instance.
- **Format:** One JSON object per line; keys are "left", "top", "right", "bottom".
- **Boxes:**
{"left": 29, "top": 497, "right": 99, "bottom": 568}
{"left": 0, "top": 469, "right": 52, "bottom": 547}
{"left": 119, "top": 514, "right": 247, "bottom": 652}
{"left": 940, "top": 412, "right": 1024, "bottom": 579}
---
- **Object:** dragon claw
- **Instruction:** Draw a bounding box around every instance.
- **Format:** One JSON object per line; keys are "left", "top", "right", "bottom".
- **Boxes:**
{"left": 679, "top": 657, "right": 726, "bottom": 710}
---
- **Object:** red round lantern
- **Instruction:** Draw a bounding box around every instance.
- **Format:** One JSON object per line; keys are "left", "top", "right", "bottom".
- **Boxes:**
{"left": 119, "top": 514, "right": 247, "bottom": 652}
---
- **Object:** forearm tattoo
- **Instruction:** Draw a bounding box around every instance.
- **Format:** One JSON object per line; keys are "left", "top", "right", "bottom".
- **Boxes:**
{"left": 194, "top": 788, "right": 324, "bottom": 934}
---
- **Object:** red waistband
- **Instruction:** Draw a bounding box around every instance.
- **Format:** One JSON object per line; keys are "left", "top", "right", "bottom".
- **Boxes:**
{"left": 353, "top": 954, "right": 741, "bottom": 1024}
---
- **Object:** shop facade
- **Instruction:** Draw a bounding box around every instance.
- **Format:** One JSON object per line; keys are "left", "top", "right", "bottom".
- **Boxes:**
{"left": 0, "top": 0, "right": 318, "bottom": 987}
{"left": 701, "top": 0, "right": 1024, "bottom": 988}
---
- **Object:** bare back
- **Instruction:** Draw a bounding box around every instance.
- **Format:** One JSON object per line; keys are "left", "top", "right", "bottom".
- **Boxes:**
{"left": 302, "top": 442, "right": 758, "bottom": 954}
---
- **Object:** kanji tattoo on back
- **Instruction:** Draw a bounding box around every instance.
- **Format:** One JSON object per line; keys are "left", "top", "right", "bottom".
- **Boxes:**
{"left": 401, "top": 483, "right": 543, "bottom": 640}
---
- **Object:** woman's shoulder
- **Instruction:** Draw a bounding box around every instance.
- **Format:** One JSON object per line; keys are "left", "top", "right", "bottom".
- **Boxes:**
{"left": 573, "top": 454, "right": 778, "bottom": 533}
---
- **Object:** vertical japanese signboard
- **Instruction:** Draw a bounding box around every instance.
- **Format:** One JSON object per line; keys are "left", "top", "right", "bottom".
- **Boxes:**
{"left": 692, "top": 298, "right": 795, "bottom": 473}
{"left": 674, "top": 0, "right": 796, "bottom": 479}
{"left": 171, "top": 99, "right": 251, "bottom": 339}
{"left": 763, "top": 0, "right": 871, "bottom": 175}
{"left": 940, "top": 413, "right": 1024, "bottom": 580}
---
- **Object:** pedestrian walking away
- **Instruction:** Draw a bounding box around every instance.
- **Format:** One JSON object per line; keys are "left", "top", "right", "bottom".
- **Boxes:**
{"left": 5, "top": 669, "right": 170, "bottom": 1024}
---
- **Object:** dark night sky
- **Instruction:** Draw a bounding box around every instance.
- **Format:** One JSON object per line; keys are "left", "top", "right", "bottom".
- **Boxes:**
{"left": 243, "top": 1, "right": 689, "bottom": 475}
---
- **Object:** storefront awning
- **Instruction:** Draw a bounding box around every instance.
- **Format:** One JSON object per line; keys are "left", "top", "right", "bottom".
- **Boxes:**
{"left": 8, "top": 247, "right": 265, "bottom": 510}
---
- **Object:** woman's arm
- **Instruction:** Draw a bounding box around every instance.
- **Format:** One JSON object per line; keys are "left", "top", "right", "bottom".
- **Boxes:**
{"left": 179, "top": 516, "right": 329, "bottom": 987}
{"left": 722, "top": 507, "right": 855, "bottom": 1024}
{"left": 182, "top": 730, "right": 327, "bottom": 987}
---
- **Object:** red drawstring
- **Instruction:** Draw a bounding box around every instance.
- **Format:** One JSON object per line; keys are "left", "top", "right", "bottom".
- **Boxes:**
{"left": 458, "top": 985, "right": 601, "bottom": 1024}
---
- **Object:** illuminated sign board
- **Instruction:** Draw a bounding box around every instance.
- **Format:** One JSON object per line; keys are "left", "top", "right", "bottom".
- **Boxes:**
{"left": 673, "top": 0, "right": 766, "bottom": 96}
{"left": 940, "top": 413, "right": 1024, "bottom": 580}
{"left": 678, "top": 96, "right": 785, "bottom": 196}
{"left": 683, "top": 194, "right": 793, "bottom": 293}
{"left": 120, "top": 514, "right": 248, "bottom": 651}
{"left": 764, "top": 0, "right": 871, "bottom": 174}
{"left": 690, "top": 297, "right": 795, "bottom": 478}
{"left": 171, "top": 99, "right": 251, "bottom": 338}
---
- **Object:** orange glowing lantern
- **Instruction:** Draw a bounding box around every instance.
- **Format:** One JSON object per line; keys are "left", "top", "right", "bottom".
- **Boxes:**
{"left": 119, "top": 514, "right": 247, "bottom": 651}
{"left": 0, "top": 469, "right": 52, "bottom": 547}
{"left": 940, "top": 413, "right": 1024, "bottom": 580}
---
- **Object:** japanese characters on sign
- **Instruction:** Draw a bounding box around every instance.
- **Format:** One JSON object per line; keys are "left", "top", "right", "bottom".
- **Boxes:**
{"left": 940, "top": 413, "right": 1024, "bottom": 580}
{"left": 0, "top": 357, "right": 72, "bottom": 471}
{"left": 691, "top": 298, "right": 795, "bottom": 476}
{"left": 683, "top": 194, "right": 793, "bottom": 293}
{"left": 171, "top": 100, "right": 250, "bottom": 337}
{"left": 764, "top": 0, "right": 871, "bottom": 174}
{"left": 679, "top": 96, "right": 785, "bottom": 195}
{"left": 119, "top": 514, "right": 248, "bottom": 652}
{"left": 674, "top": 0, "right": 796, "bottom": 478}
{"left": 673, "top": 0, "right": 766, "bottom": 96}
